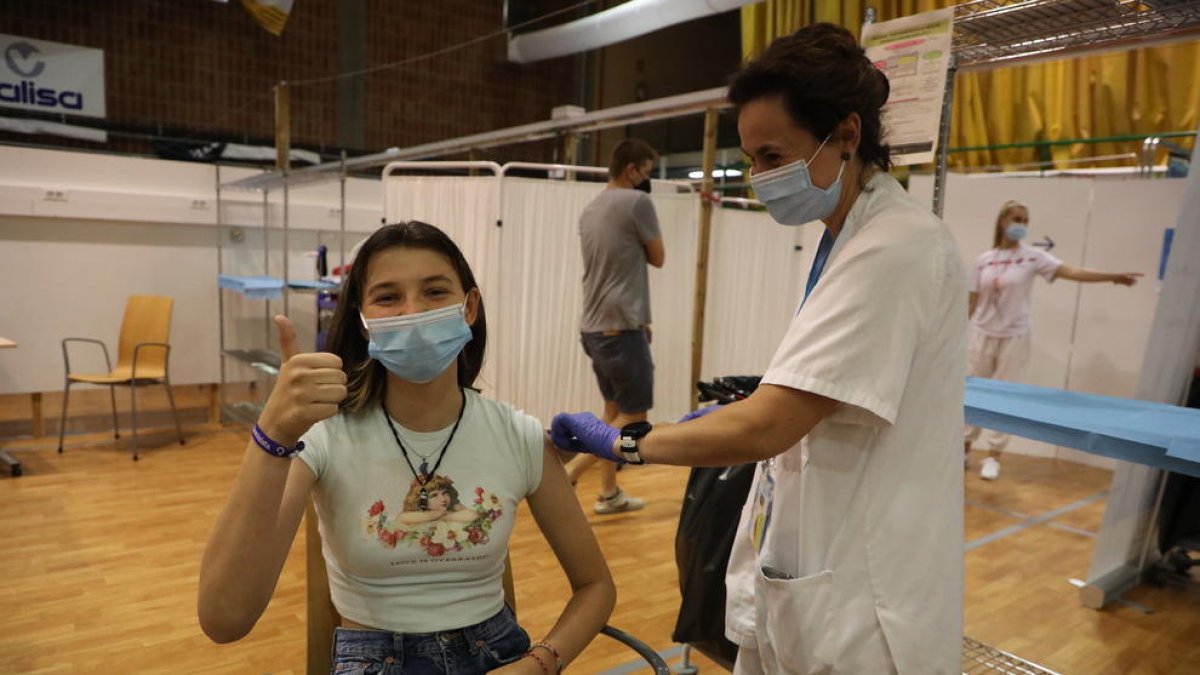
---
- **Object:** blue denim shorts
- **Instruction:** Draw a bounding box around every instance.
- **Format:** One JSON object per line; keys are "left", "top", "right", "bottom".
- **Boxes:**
{"left": 581, "top": 329, "right": 655, "bottom": 414}
{"left": 330, "top": 605, "right": 531, "bottom": 675}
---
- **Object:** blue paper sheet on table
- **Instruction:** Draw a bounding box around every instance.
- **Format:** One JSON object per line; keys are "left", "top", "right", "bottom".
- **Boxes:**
{"left": 286, "top": 279, "right": 340, "bottom": 291}
{"left": 217, "top": 274, "right": 285, "bottom": 300}
{"left": 965, "top": 377, "right": 1200, "bottom": 479}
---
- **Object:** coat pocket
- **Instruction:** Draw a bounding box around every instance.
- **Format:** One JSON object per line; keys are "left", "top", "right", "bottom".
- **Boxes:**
{"left": 755, "top": 567, "right": 834, "bottom": 674}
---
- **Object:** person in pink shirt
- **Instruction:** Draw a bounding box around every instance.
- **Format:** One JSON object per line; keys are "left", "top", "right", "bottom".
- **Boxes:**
{"left": 965, "top": 199, "right": 1142, "bottom": 480}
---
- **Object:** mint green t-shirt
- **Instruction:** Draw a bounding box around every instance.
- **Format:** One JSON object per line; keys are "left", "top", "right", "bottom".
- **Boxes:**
{"left": 298, "top": 389, "right": 544, "bottom": 633}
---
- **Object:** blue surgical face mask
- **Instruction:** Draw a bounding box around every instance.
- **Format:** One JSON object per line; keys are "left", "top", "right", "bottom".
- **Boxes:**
{"left": 361, "top": 303, "right": 473, "bottom": 383}
{"left": 1005, "top": 223, "right": 1028, "bottom": 242}
{"left": 749, "top": 135, "right": 846, "bottom": 226}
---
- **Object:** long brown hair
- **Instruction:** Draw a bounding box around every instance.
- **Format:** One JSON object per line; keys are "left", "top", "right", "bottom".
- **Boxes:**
{"left": 325, "top": 221, "right": 487, "bottom": 413}
{"left": 993, "top": 200, "right": 1027, "bottom": 248}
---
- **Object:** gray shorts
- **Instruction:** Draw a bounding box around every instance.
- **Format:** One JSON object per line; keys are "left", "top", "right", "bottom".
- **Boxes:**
{"left": 581, "top": 330, "right": 654, "bottom": 414}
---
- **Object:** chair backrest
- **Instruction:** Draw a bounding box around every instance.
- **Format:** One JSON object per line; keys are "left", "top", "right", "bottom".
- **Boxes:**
{"left": 115, "top": 295, "right": 173, "bottom": 372}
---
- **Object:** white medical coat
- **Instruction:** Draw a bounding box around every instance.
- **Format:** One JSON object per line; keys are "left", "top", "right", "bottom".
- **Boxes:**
{"left": 724, "top": 173, "right": 967, "bottom": 674}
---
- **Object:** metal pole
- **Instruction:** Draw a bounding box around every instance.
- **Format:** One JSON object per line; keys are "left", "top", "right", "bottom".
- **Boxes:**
{"left": 340, "top": 150, "right": 347, "bottom": 271}
{"left": 275, "top": 81, "right": 291, "bottom": 317}
{"left": 690, "top": 107, "right": 719, "bottom": 409}
{"left": 216, "top": 164, "right": 226, "bottom": 422}
{"left": 932, "top": 55, "right": 957, "bottom": 218}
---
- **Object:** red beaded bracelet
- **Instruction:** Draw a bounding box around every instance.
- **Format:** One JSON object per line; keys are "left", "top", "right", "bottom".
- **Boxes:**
{"left": 524, "top": 650, "right": 553, "bottom": 675}
{"left": 531, "top": 641, "right": 563, "bottom": 673}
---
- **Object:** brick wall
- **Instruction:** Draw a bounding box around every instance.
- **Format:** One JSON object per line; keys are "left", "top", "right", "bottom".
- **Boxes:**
{"left": 0, "top": 0, "right": 579, "bottom": 161}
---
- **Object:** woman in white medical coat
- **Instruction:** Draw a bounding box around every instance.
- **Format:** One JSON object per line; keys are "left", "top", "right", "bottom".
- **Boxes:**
{"left": 966, "top": 199, "right": 1141, "bottom": 480}
{"left": 551, "top": 23, "right": 966, "bottom": 674}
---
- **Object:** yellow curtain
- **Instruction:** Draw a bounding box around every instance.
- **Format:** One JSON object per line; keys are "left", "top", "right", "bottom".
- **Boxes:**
{"left": 740, "top": 0, "right": 1200, "bottom": 170}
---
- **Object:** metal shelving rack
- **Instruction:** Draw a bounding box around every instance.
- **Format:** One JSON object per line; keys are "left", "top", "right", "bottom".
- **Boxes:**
{"left": 214, "top": 155, "right": 348, "bottom": 429}
{"left": 953, "top": 0, "right": 1200, "bottom": 70}
{"left": 928, "top": 0, "right": 1200, "bottom": 215}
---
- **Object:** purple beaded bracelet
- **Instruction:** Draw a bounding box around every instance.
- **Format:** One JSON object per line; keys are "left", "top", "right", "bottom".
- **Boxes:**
{"left": 252, "top": 424, "right": 305, "bottom": 458}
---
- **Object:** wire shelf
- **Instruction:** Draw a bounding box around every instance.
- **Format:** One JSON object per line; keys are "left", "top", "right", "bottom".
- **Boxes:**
{"left": 962, "top": 636, "right": 1063, "bottom": 674}
{"left": 953, "top": 0, "right": 1200, "bottom": 69}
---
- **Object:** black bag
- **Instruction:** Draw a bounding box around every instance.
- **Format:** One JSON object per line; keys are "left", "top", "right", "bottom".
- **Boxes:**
{"left": 671, "top": 377, "right": 763, "bottom": 666}
{"left": 671, "top": 462, "right": 754, "bottom": 666}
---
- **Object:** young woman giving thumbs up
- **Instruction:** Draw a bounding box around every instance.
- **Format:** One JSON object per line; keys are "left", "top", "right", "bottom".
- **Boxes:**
{"left": 199, "top": 221, "right": 614, "bottom": 675}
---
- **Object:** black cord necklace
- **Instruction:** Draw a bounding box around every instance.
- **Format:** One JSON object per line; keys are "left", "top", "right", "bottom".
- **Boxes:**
{"left": 382, "top": 387, "right": 466, "bottom": 511}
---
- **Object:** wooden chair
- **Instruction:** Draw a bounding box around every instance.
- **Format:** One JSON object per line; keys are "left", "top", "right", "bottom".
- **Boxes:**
{"left": 304, "top": 501, "right": 669, "bottom": 674}
{"left": 56, "top": 295, "right": 185, "bottom": 460}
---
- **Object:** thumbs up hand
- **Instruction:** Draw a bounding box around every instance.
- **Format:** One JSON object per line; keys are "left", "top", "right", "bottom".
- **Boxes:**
{"left": 257, "top": 315, "right": 347, "bottom": 447}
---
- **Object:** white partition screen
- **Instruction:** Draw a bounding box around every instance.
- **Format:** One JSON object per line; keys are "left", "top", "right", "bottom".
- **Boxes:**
{"left": 381, "top": 170, "right": 853, "bottom": 430}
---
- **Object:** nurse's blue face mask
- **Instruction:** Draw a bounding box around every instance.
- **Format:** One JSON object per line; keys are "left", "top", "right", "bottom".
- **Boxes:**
{"left": 749, "top": 134, "right": 846, "bottom": 226}
{"left": 360, "top": 303, "right": 473, "bottom": 383}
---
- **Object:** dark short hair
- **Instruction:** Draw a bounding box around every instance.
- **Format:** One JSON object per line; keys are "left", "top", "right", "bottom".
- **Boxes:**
{"left": 728, "top": 22, "right": 892, "bottom": 174}
{"left": 326, "top": 221, "right": 487, "bottom": 412}
{"left": 608, "top": 138, "right": 658, "bottom": 179}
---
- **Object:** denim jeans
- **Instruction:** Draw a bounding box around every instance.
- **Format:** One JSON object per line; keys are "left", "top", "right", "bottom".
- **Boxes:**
{"left": 331, "top": 605, "right": 531, "bottom": 675}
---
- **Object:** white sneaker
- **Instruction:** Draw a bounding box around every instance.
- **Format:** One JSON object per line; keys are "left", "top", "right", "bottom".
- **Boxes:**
{"left": 594, "top": 487, "right": 645, "bottom": 514}
{"left": 980, "top": 457, "right": 1001, "bottom": 481}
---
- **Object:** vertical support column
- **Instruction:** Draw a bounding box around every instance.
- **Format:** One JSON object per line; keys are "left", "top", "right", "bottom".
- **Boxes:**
{"left": 563, "top": 132, "right": 579, "bottom": 181}
{"left": 339, "top": 151, "right": 347, "bottom": 270}
{"left": 275, "top": 82, "right": 291, "bottom": 317}
{"left": 216, "top": 165, "right": 227, "bottom": 422}
{"left": 932, "top": 56, "right": 957, "bottom": 219}
{"left": 690, "top": 107, "right": 719, "bottom": 409}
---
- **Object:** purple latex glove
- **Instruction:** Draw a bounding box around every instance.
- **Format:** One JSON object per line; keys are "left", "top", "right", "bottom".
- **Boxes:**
{"left": 677, "top": 404, "right": 721, "bottom": 424}
{"left": 550, "top": 412, "right": 622, "bottom": 463}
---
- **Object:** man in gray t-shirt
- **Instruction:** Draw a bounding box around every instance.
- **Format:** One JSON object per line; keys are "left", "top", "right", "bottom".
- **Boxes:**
{"left": 567, "top": 138, "right": 665, "bottom": 515}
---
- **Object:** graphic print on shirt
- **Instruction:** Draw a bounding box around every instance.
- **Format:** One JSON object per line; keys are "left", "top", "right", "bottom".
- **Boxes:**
{"left": 362, "top": 474, "right": 503, "bottom": 558}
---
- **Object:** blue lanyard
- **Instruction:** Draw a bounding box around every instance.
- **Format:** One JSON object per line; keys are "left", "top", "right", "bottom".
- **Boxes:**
{"left": 801, "top": 229, "right": 836, "bottom": 310}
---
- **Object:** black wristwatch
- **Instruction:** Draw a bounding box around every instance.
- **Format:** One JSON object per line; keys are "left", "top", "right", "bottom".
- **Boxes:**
{"left": 618, "top": 421, "right": 653, "bottom": 465}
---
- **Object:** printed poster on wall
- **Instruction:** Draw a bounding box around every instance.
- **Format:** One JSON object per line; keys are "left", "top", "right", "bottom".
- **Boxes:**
{"left": 861, "top": 7, "right": 954, "bottom": 166}
{"left": 0, "top": 34, "right": 106, "bottom": 118}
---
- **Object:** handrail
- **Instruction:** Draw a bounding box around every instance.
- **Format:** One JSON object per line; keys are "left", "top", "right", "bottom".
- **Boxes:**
{"left": 382, "top": 160, "right": 503, "bottom": 177}
{"left": 498, "top": 161, "right": 608, "bottom": 177}
{"left": 948, "top": 130, "right": 1197, "bottom": 155}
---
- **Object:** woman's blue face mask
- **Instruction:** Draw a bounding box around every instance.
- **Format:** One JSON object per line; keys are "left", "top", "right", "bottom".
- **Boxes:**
{"left": 749, "top": 134, "right": 846, "bottom": 226}
{"left": 1005, "top": 223, "right": 1029, "bottom": 242}
{"left": 360, "top": 303, "right": 472, "bottom": 383}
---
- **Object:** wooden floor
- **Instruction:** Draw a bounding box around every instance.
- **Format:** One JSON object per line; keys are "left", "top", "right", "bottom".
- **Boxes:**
{"left": 2, "top": 395, "right": 1199, "bottom": 674}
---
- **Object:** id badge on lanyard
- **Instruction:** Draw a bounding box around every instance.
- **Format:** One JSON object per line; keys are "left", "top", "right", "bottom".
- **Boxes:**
{"left": 751, "top": 229, "right": 834, "bottom": 553}
{"left": 751, "top": 458, "right": 777, "bottom": 552}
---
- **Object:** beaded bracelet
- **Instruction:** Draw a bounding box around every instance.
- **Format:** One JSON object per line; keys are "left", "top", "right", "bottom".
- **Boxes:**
{"left": 524, "top": 650, "right": 552, "bottom": 675}
{"left": 531, "top": 641, "right": 563, "bottom": 673}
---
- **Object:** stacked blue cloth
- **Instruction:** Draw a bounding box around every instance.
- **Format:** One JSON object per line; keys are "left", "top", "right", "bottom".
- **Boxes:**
{"left": 217, "top": 274, "right": 285, "bottom": 300}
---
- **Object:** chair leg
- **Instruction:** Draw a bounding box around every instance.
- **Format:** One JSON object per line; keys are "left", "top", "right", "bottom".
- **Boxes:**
{"left": 163, "top": 377, "right": 185, "bottom": 445}
{"left": 57, "top": 380, "right": 72, "bottom": 453}
{"left": 129, "top": 384, "right": 139, "bottom": 461}
{"left": 109, "top": 385, "right": 120, "bottom": 439}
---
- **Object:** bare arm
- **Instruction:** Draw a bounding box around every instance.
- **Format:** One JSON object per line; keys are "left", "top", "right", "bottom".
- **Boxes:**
{"left": 1054, "top": 265, "right": 1142, "bottom": 285}
{"left": 198, "top": 446, "right": 316, "bottom": 643}
{"left": 643, "top": 237, "right": 665, "bottom": 268}
{"left": 198, "top": 316, "right": 346, "bottom": 643}
{"left": 638, "top": 384, "right": 836, "bottom": 467}
{"left": 513, "top": 439, "right": 616, "bottom": 671}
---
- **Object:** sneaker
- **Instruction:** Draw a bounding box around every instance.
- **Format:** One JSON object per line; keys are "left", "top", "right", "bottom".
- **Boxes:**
{"left": 594, "top": 487, "right": 645, "bottom": 514}
{"left": 980, "top": 457, "right": 1001, "bottom": 481}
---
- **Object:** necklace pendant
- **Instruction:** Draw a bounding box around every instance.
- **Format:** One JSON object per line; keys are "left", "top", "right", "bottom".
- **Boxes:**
{"left": 419, "top": 460, "right": 429, "bottom": 478}
{"left": 419, "top": 488, "right": 429, "bottom": 511}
